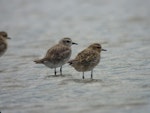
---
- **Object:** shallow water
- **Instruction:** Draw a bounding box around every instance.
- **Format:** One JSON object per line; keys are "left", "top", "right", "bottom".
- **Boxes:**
{"left": 0, "top": 0, "right": 150, "bottom": 113}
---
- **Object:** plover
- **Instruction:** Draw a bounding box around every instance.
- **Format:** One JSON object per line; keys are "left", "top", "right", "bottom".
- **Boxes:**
{"left": 34, "top": 37, "right": 77, "bottom": 75}
{"left": 0, "top": 31, "right": 11, "bottom": 57}
{"left": 68, "top": 43, "right": 106, "bottom": 79}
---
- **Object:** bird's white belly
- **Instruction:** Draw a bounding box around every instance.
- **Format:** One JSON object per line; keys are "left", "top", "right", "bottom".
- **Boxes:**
{"left": 44, "top": 61, "right": 63, "bottom": 68}
{"left": 43, "top": 58, "right": 69, "bottom": 68}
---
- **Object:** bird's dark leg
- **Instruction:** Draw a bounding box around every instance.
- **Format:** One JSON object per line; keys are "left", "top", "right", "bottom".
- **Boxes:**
{"left": 60, "top": 66, "right": 62, "bottom": 75}
{"left": 91, "top": 70, "right": 93, "bottom": 79}
{"left": 82, "top": 72, "right": 85, "bottom": 79}
{"left": 54, "top": 68, "right": 57, "bottom": 75}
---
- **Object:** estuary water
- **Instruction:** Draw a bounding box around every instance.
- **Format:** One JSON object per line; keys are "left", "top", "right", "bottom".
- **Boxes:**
{"left": 0, "top": 0, "right": 150, "bottom": 113}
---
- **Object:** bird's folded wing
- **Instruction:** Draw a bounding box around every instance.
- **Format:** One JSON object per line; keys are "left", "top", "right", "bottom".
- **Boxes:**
{"left": 45, "top": 45, "right": 71, "bottom": 60}
{"left": 76, "top": 49, "right": 98, "bottom": 64}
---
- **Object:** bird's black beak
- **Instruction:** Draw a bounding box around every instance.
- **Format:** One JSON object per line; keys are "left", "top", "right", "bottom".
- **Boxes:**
{"left": 72, "top": 42, "right": 78, "bottom": 45}
{"left": 102, "top": 48, "right": 107, "bottom": 51}
{"left": 6, "top": 37, "right": 11, "bottom": 39}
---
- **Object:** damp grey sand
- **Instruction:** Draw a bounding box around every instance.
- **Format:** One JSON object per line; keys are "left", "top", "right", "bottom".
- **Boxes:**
{"left": 0, "top": 0, "right": 150, "bottom": 113}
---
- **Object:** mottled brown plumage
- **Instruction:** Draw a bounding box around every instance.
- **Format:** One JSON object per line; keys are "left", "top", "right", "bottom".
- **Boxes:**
{"left": 68, "top": 43, "right": 106, "bottom": 79}
{"left": 0, "top": 31, "right": 11, "bottom": 57}
{"left": 34, "top": 37, "right": 77, "bottom": 75}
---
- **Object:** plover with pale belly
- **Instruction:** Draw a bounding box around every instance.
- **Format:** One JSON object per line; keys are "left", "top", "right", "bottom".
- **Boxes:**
{"left": 34, "top": 37, "right": 77, "bottom": 75}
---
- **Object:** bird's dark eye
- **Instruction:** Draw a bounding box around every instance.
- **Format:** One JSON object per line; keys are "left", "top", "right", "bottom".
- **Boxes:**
{"left": 3, "top": 34, "right": 7, "bottom": 37}
{"left": 97, "top": 46, "right": 101, "bottom": 49}
{"left": 66, "top": 40, "right": 70, "bottom": 43}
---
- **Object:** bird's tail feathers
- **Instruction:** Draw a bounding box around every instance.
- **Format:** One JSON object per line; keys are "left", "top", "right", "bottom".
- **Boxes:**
{"left": 34, "top": 59, "right": 45, "bottom": 64}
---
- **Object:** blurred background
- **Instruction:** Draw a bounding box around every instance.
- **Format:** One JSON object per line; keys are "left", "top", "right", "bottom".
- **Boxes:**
{"left": 0, "top": 0, "right": 150, "bottom": 113}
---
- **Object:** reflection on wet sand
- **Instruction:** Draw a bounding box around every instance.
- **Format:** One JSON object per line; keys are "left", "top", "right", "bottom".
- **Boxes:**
{"left": 0, "top": 0, "right": 150, "bottom": 113}
{"left": 60, "top": 78, "right": 103, "bottom": 84}
{"left": 45, "top": 74, "right": 72, "bottom": 78}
